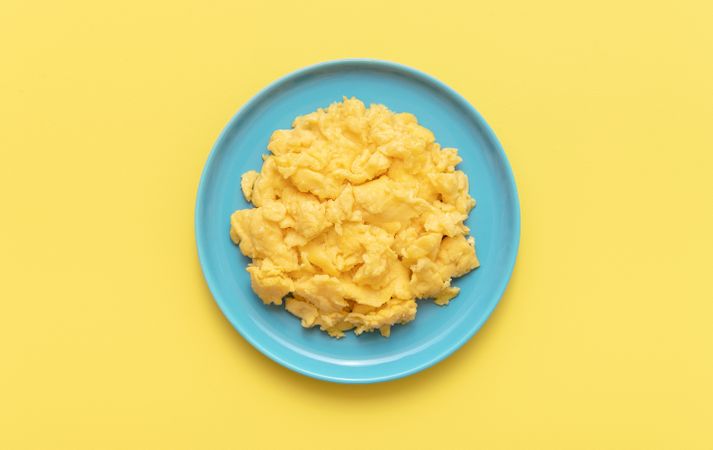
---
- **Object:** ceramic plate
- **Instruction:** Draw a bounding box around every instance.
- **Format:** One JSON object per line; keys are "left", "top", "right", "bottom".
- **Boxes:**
{"left": 195, "top": 59, "right": 520, "bottom": 383}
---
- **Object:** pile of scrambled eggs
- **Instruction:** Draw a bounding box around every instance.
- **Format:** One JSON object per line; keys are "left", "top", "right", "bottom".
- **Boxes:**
{"left": 230, "top": 98, "right": 479, "bottom": 338}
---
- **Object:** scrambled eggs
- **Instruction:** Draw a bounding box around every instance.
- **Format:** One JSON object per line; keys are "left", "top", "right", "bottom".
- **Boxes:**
{"left": 230, "top": 98, "right": 479, "bottom": 338}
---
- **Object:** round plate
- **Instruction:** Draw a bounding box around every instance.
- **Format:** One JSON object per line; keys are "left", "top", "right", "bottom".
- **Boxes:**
{"left": 195, "top": 59, "right": 520, "bottom": 383}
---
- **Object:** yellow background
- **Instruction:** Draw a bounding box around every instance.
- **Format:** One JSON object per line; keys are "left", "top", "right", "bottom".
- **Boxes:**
{"left": 2, "top": 0, "right": 712, "bottom": 448}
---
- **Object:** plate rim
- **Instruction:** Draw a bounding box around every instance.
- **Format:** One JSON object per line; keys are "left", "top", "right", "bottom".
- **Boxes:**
{"left": 195, "top": 58, "right": 521, "bottom": 383}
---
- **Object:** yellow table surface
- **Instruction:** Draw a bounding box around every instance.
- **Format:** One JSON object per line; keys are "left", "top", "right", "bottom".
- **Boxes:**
{"left": 2, "top": 0, "right": 712, "bottom": 448}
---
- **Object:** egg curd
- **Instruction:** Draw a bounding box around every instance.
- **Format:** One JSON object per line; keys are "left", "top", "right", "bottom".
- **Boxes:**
{"left": 230, "top": 98, "right": 479, "bottom": 338}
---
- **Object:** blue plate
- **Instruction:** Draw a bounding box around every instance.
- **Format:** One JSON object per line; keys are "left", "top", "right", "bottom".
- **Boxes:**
{"left": 195, "top": 59, "right": 520, "bottom": 383}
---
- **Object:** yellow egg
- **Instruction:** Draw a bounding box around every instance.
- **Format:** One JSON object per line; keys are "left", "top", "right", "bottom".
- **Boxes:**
{"left": 230, "top": 98, "right": 479, "bottom": 338}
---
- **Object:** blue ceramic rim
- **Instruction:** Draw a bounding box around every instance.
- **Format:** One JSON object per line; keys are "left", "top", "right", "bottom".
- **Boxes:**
{"left": 195, "top": 58, "right": 521, "bottom": 384}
